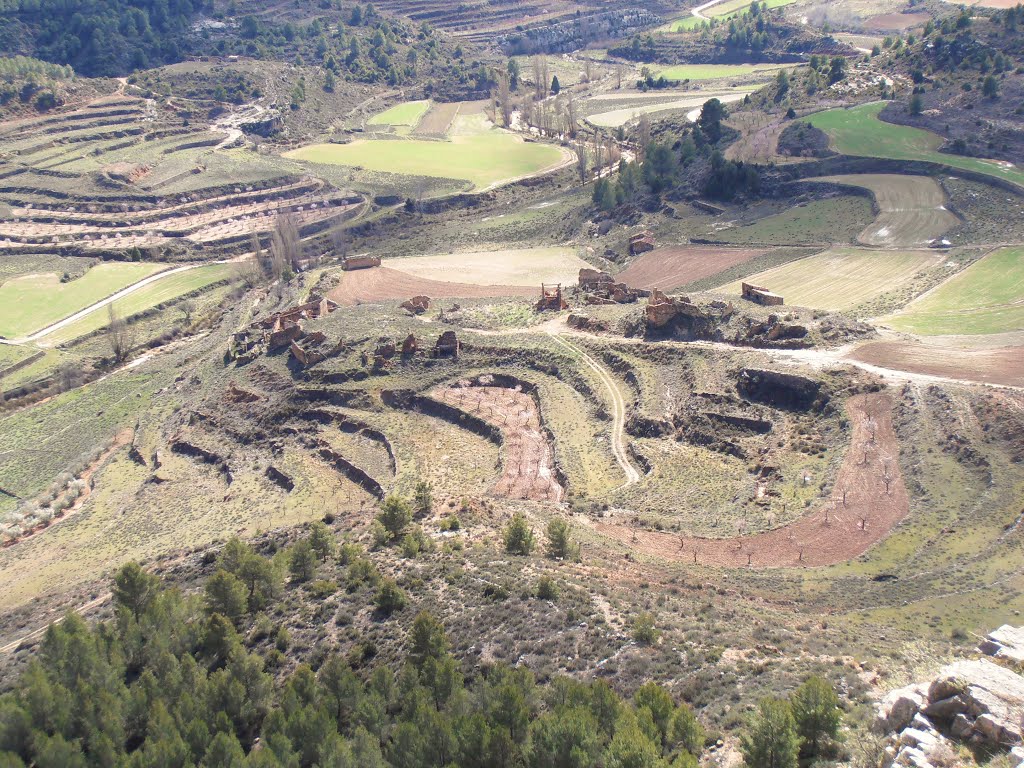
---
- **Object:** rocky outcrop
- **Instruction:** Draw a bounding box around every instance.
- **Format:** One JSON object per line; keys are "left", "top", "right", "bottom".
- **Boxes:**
{"left": 875, "top": 658, "right": 1024, "bottom": 768}
{"left": 980, "top": 626, "right": 1024, "bottom": 665}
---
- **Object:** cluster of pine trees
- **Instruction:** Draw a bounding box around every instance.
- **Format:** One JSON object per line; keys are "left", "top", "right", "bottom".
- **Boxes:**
{"left": 0, "top": 523, "right": 844, "bottom": 768}
{"left": 592, "top": 97, "right": 760, "bottom": 209}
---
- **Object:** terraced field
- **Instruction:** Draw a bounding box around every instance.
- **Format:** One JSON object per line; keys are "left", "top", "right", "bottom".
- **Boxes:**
{"left": 805, "top": 103, "right": 1024, "bottom": 188}
{"left": 887, "top": 246, "right": 1024, "bottom": 335}
{"left": 655, "top": 62, "right": 792, "bottom": 81}
{"left": 0, "top": 97, "right": 361, "bottom": 258}
{"left": 808, "top": 174, "right": 959, "bottom": 247}
{"left": 286, "top": 114, "right": 570, "bottom": 190}
{"left": 386, "top": 246, "right": 589, "bottom": 286}
{"left": 721, "top": 247, "right": 943, "bottom": 310}
{"left": 367, "top": 100, "right": 430, "bottom": 127}
{"left": 38, "top": 263, "right": 236, "bottom": 346}
{"left": 586, "top": 89, "right": 753, "bottom": 128}
{"left": 0, "top": 262, "right": 166, "bottom": 339}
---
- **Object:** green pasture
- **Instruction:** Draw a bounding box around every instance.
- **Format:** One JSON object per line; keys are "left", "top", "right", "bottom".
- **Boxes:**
{"left": 655, "top": 62, "right": 790, "bottom": 81}
{"left": 805, "top": 102, "right": 1024, "bottom": 188}
{"left": 887, "top": 246, "right": 1024, "bottom": 335}
{"left": 663, "top": 0, "right": 796, "bottom": 32}
{"left": 39, "top": 263, "right": 235, "bottom": 345}
{"left": 367, "top": 100, "right": 430, "bottom": 127}
{"left": 284, "top": 116, "right": 566, "bottom": 190}
{"left": 706, "top": 196, "right": 875, "bottom": 247}
{"left": 0, "top": 262, "right": 166, "bottom": 339}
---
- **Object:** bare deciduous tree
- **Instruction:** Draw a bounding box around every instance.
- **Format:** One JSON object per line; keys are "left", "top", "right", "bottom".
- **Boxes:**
{"left": 496, "top": 72, "right": 513, "bottom": 127}
{"left": 270, "top": 213, "right": 303, "bottom": 275}
{"left": 107, "top": 304, "right": 134, "bottom": 363}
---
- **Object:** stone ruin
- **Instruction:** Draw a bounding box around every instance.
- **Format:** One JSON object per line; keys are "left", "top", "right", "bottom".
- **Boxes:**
{"left": 645, "top": 289, "right": 733, "bottom": 334}
{"left": 433, "top": 330, "right": 460, "bottom": 359}
{"left": 741, "top": 282, "right": 784, "bottom": 306}
{"left": 629, "top": 230, "right": 655, "bottom": 256}
{"left": 874, "top": 626, "right": 1024, "bottom": 767}
{"left": 578, "top": 268, "right": 641, "bottom": 305}
{"left": 227, "top": 296, "right": 337, "bottom": 365}
{"left": 342, "top": 255, "right": 381, "bottom": 271}
{"left": 536, "top": 284, "right": 568, "bottom": 312}
{"left": 400, "top": 295, "right": 431, "bottom": 315}
{"left": 401, "top": 334, "right": 418, "bottom": 356}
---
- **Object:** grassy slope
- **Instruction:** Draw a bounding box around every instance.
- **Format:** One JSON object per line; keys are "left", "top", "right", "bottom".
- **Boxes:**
{"left": 805, "top": 102, "right": 1024, "bottom": 188}
{"left": 0, "top": 262, "right": 166, "bottom": 338}
{"left": 887, "top": 245, "right": 1024, "bottom": 335}
{"left": 706, "top": 197, "right": 876, "bottom": 247}
{"left": 720, "top": 247, "right": 942, "bottom": 310}
{"left": 39, "top": 264, "right": 235, "bottom": 345}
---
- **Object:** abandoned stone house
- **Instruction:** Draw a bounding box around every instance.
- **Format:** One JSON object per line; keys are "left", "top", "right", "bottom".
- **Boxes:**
{"left": 536, "top": 284, "right": 569, "bottom": 311}
{"left": 629, "top": 231, "right": 656, "bottom": 256}
{"left": 741, "top": 283, "right": 784, "bottom": 306}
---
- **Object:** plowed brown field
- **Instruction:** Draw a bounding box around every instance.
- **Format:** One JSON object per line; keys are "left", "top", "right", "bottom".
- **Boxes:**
{"left": 595, "top": 393, "right": 909, "bottom": 567}
{"left": 432, "top": 385, "right": 564, "bottom": 502}
{"left": 850, "top": 340, "right": 1024, "bottom": 388}
{"left": 616, "top": 246, "right": 768, "bottom": 291}
{"left": 327, "top": 266, "right": 535, "bottom": 305}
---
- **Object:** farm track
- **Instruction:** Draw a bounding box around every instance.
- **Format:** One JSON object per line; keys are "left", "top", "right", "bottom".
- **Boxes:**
{"left": 547, "top": 332, "right": 640, "bottom": 489}
{"left": 593, "top": 393, "right": 908, "bottom": 567}
{"left": 11, "top": 264, "right": 202, "bottom": 344}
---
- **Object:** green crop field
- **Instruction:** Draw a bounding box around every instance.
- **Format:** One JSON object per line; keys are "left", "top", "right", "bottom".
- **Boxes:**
{"left": 887, "top": 246, "right": 1024, "bottom": 335}
{"left": 38, "top": 263, "right": 235, "bottom": 345}
{"left": 367, "top": 99, "right": 431, "bottom": 127}
{"left": 720, "top": 247, "right": 942, "bottom": 310}
{"left": 706, "top": 196, "right": 875, "bottom": 246}
{"left": 662, "top": 0, "right": 795, "bottom": 31}
{"left": 285, "top": 115, "right": 567, "bottom": 190}
{"left": 805, "top": 102, "right": 1024, "bottom": 188}
{"left": 656, "top": 62, "right": 791, "bottom": 81}
{"left": 0, "top": 262, "right": 167, "bottom": 339}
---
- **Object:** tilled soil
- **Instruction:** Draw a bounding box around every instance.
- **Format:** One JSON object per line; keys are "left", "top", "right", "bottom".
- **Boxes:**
{"left": 594, "top": 393, "right": 909, "bottom": 567}
{"left": 327, "top": 266, "right": 535, "bottom": 305}
{"left": 432, "top": 385, "right": 564, "bottom": 503}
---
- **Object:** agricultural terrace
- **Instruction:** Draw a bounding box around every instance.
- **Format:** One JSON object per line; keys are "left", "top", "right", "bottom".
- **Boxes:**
{"left": 586, "top": 90, "right": 753, "bottom": 128}
{"left": 366, "top": 99, "right": 430, "bottom": 128}
{"left": 617, "top": 245, "right": 770, "bottom": 290}
{"left": 886, "top": 246, "right": 1024, "bottom": 335}
{"left": 720, "top": 247, "right": 943, "bottom": 310}
{"left": 386, "top": 246, "right": 590, "bottom": 286}
{"left": 37, "top": 263, "right": 236, "bottom": 346}
{"left": 808, "top": 174, "right": 959, "bottom": 248}
{"left": 0, "top": 262, "right": 166, "bottom": 339}
{"left": 285, "top": 113, "right": 569, "bottom": 191}
{"left": 804, "top": 103, "right": 1024, "bottom": 188}
{"left": 661, "top": 0, "right": 796, "bottom": 31}
{"left": 655, "top": 62, "right": 792, "bottom": 81}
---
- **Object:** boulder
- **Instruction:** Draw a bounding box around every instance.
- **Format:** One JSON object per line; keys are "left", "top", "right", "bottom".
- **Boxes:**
{"left": 876, "top": 685, "right": 928, "bottom": 733}
{"left": 980, "top": 625, "right": 1024, "bottom": 664}
{"left": 928, "top": 659, "right": 1024, "bottom": 746}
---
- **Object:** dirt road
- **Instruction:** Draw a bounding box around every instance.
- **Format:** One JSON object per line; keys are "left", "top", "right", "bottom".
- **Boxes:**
{"left": 547, "top": 332, "right": 641, "bottom": 489}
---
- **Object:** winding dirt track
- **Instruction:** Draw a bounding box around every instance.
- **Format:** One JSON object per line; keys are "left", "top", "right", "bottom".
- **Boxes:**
{"left": 594, "top": 393, "right": 909, "bottom": 567}
{"left": 548, "top": 333, "right": 641, "bottom": 488}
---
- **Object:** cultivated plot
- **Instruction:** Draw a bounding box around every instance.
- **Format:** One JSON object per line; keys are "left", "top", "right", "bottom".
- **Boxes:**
{"left": 367, "top": 99, "right": 431, "bottom": 127}
{"left": 285, "top": 114, "right": 569, "bottom": 190}
{"left": 586, "top": 90, "right": 752, "bottom": 128}
{"left": 886, "top": 246, "right": 1024, "bottom": 336}
{"left": 38, "top": 263, "right": 236, "bottom": 346}
{"left": 617, "top": 245, "right": 770, "bottom": 290}
{"left": 721, "top": 247, "right": 942, "bottom": 310}
{"left": 385, "top": 246, "right": 590, "bottom": 286}
{"left": 655, "top": 62, "right": 792, "bottom": 81}
{"left": 805, "top": 102, "right": 1024, "bottom": 188}
{"left": 808, "top": 174, "right": 959, "bottom": 247}
{"left": 327, "top": 267, "right": 535, "bottom": 306}
{"left": 0, "top": 262, "right": 166, "bottom": 339}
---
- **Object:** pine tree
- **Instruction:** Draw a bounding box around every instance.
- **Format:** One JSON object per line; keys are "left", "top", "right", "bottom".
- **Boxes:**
{"left": 740, "top": 698, "right": 799, "bottom": 768}
{"left": 789, "top": 676, "right": 841, "bottom": 758}
{"left": 504, "top": 512, "right": 535, "bottom": 555}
